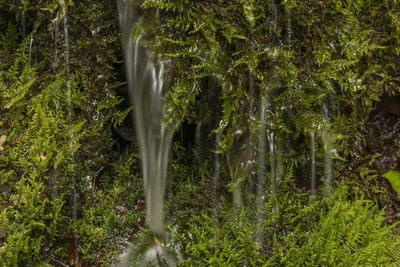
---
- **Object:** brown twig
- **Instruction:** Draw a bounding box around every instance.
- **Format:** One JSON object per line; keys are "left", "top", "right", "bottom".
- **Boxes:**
{"left": 7, "top": 134, "right": 23, "bottom": 147}
{"left": 40, "top": 251, "right": 70, "bottom": 267}
{"left": 198, "top": 3, "right": 208, "bottom": 13}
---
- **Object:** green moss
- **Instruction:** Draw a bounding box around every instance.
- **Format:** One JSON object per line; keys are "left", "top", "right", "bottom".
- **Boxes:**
{"left": 1, "top": 0, "right": 400, "bottom": 265}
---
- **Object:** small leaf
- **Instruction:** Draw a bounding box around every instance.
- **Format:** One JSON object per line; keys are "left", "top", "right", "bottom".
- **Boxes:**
{"left": 383, "top": 170, "right": 400, "bottom": 195}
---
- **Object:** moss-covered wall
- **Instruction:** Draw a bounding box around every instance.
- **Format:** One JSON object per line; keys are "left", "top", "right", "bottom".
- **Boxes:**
{"left": 0, "top": 0, "right": 400, "bottom": 266}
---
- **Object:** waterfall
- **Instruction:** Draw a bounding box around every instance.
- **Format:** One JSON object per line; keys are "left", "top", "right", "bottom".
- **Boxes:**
{"left": 226, "top": 130, "right": 250, "bottom": 209}
{"left": 60, "top": 2, "right": 79, "bottom": 265}
{"left": 194, "top": 121, "right": 202, "bottom": 179}
{"left": 286, "top": 5, "right": 291, "bottom": 47}
{"left": 117, "top": 0, "right": 181, "bottom": 237}
{"left": 256, "top": 94, "right": 267, "bottom": 244}
{"left": 269, "top": 130, "right": 279, "bottom": 216}
{"left": 53, "top": 19, "right": 59, "bottom": 71}
{"left": 213, "top": 129, "right": 222, "bottom": 211}
{"left": 310, "top": 131, "right": 316, "bottom": 195}
{"left": 322, "top": 101, "right": 332, "bottom": 196}
{"left": 28, "top": 35, "right": 33, "bottom": 69}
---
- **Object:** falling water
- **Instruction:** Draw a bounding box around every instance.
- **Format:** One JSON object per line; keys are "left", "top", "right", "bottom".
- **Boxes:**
{"left": 256, "top": 94, "right": 267, "bottom": 243}
{"left": 62, "top": 2, "right": 73, "bottom": 217}
{"left": 61, "top": 2, "right": 79, "bottom": 264}
{"left": 286, "top": 6, "right": 291, "bottom": 47}
{"left": 50, "top": 12, "right": 60, "bottom": 210}
{"left": 194, "top": 122, "right": 202, "bottom": 178}
{"left": 257, "top": 96, "right": 267, "bottom": 200}
{"left": 310, "top": 131, "right": 316, "bottom": 195}
{"left": 28, "top": 35, "right": 33, "bottom": 69}
{"left": 268, "top": 131, "right": 279, "bottom": 216}
{"left": 53, "top": 20, "right": 59, "bottom": 71}
{"left": 247, "top": 71, "right": 256, "bottom": 195}
{"left": 63, "top": 11, "right": 70, "bottom": 81}
{"left": 118, "top": 1, "right": 182, "bottom": 238}
{"left": 195, "top": 123, "right": 202, "bottom": 152}
{"left": 213, "top": 130, "right": 222, "bottom": 209}
{"left": 21, "top": 9, "right": 26, "bottom": 38}
{"left": 226, "top": 130, "right": 250, "bottom": 209}
{"left": 271, "top": 0, "right": 278, "bottom": 35}
{"left": 322, "top": 101, "right": 332, "bottom": 196}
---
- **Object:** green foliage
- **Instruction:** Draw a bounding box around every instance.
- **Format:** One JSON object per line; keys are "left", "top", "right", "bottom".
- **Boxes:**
{"left": 384, "top": 170, "right": 400, "bottom": 195}
{"left": 280, "top": 185, "right": 400, "bottom": 266}
{"left": 0, "top": 1, "right": 138, "bottom": 265}
{"left": 1, "top": 0, "right": 400, "bottom": 265}
{"left": 167, "top": 169, "right": 400, "bottom": 266}
{"left": 177, "top": 210, "right": 261, "bottom": 266}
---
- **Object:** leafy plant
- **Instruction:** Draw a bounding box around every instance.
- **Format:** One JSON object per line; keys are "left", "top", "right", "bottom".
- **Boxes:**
{"left": 384, "top": 170, "right": 400, "bottom": 195}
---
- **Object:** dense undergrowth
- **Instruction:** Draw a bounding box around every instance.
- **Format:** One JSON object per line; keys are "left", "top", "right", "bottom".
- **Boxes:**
{"left": 1, "top": 0, "right": 400, "bottom": 266}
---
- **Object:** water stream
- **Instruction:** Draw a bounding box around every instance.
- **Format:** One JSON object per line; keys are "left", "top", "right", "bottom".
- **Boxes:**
{"left": 194, "top": 122, "right": 202, "bottom": 179}
{"left": 213, "top": 129, "right": 222, "bottom": 211}
{"left": 286, "top": 7, "right": 291, "bottom": 47}
{"left": 256, "top": 94, "right": 267, "bottom": 243}
{"left": 63, "top": 9, "right": 70, "bottom": 81}
{"left": 268, "top": 130, "right": 279, "bottom": 216}
{"left": 118, "top": 0, "right": 181, "bottom": 238}
{"left": 60, "top": 2, "right": 79, "bottom": 264}
{"left": 310, "top": 131, "right": 316, "bottom": 195}
{"left": 226, "top": 130, "right": 249, "bottom": 209}
{"left": 28, "top": 35, "right": 33, "bottom": 69}
{"left": 53, "top": 20, "right": 59, "bottom": 71}
{"left": 322, "top": 101, "right": 333, "bottom": 196}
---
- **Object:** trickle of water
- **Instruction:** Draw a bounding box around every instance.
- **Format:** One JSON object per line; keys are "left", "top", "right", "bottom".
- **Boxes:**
{"left": 256, "top": 94, "right": 267, "bottom": 244}
{"left": 195, "top": 122, "right": 202, "bottom": 178}
{"left": 213, "top": 130, "right": 222, "bottom": 205}
{"left": 63, "top": 11, "right": 70, "bottom": 81}
{"left": 270, "top": 0, "right": 278, "bottom": 35}
{"left": 310, "top": 131, "right": 316, "bottom": 195}
{"left": 118, "top": 0, "right": 182, "bottom": 237}
{"left": 195, "top": 122, "right": 202, "bottom": 155}
{"left": 226, "top": 129, "right": 251, "bottom": 209}
{"left": 247, "top": 71, "right": 257, "bottom": 195}
{"left": 53, "top": 20, "right": 59, "bottom": 71}
{"left": 28, "top": 35, "right": 33, "bottom": 69}
{"left": 21, "top": 9, "right": 26, "bottom": 38}
{"left": 257, "top": 97, "right": 267, "bottom": 200}
{"left": 60, "top": 3, "right": 79, "bottom": 264}
{"left": 286, "top": 6, "right": 292, "bottom": 47}
{"left": 268, "top": 130, "right": 279, "bottom": 216}
{"left": 322, "top": 101, "right": 332, "bottom": 196}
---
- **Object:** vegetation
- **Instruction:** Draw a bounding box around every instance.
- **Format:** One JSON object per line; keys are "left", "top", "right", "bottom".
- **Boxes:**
{"left": 0, "top": 0, "right": 399, "bottom": 266}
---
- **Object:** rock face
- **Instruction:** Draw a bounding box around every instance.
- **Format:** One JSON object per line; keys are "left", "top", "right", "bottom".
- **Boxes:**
{"left": 368, "top": 94, "right": 400, "bottom": 174}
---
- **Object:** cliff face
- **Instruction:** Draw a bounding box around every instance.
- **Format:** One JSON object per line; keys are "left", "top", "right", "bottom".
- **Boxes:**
{"left": 1, "top": 0, "right": 400, "bottom": 266}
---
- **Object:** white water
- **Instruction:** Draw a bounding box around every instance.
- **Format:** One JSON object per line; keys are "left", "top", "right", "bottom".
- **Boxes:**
{"left": 61, "top": 3, "right": 79, "bottom": 264}
{"left": 118, "top": 1, "right": 182, "bottom": 237}
{"left": 287, "top": 7, "right": 291, "bottom": 47}
{"left": 28, "top": 35, "right": 33, "bottom": 69}
{"left": 322, "top": 102, "right": 332, "bottom": 196}
{"left": 256, "top": 94, "right": 267, "bottom": 244}
{"left": 21, "top": 9, "right": 26, "bottom": 38}
{"left": 213, "top": 130, "right": 222, "bottom": 208}
{"left": 310, "top": 131, "right": 316, "bottom": 195}
{"left": 195, "top": 122, "right": 202, "bottom": 156}
{"left": 257, "top": 97, "right": 267, "bottom": 204}
{"left": 268, "top": 131, "right": 279, "bottom": 216}
{"left": 195, "top": 122, "right": 202, "bottom": 178}
{"left": 63, "top": 11, "right": 70, "bottom": 81}
{"left": 53, "top": 20, "right": 59, "bottom": 71}
{"left": 226, "top": 132, "right": 250, "bottom": 208}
